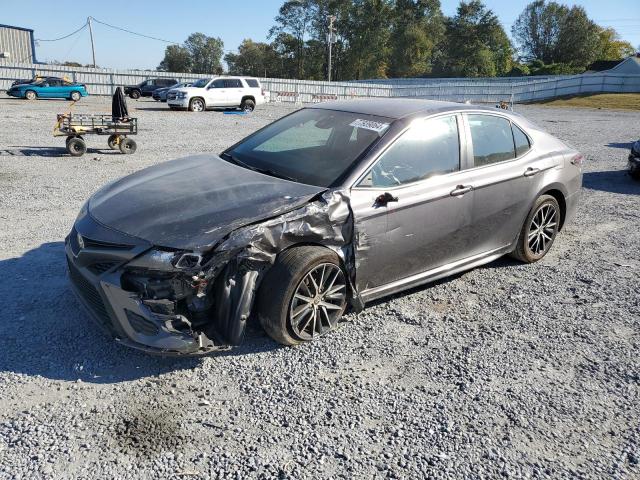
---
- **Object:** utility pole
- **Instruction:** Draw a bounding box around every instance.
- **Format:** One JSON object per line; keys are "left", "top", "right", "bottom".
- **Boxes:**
{"left": 327, "top": 15, "right": 336, "bottom": 82}
{"left": 87, "top": 16, "right": 96, "bottom": 68}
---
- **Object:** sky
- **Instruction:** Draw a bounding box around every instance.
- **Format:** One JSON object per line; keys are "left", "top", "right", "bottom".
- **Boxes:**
{"left": 3, "top": 0, "right": 639, "bottom": 70}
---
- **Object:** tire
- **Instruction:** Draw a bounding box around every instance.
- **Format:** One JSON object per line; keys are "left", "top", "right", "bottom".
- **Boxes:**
{"left": 25, "top": 90, "right": 36, "bottom": 100}
{"left": 107, "top": 134, "right": 121, "bottom": 150}
{"left": 119, "top": 138, "right": 137, "bottom": 154}
{"left": 240, "top": 98, "right": 255, "bottom": 112}
{"left": 257, "top": 246, "right": 348, "bottom": 346}
{"left": 66, "top": 137, "right": 86, "bottom": 157}
{"left": 510, "top": 194, "right": 561, "bottom": 263}
{"left": 70, "top": 91, "right": 81, "bottom": 101}
{"left": 129, "top": 90, "right": 140, "bottom": 99}
{"left": 189, "top": 97, "right": 205, "bottom": 112}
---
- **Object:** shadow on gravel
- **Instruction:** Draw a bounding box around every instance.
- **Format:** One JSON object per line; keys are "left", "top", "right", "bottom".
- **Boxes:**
{"left": 605, "top": 142, "right": 633, "bottom": 149}
{"left": 583, "top": 170, "right": 639, "bottom": 195}
{"left": 2, "top": 147, "right": 123, "bottom": 157}
{"left": 0, "top": 242, "right": 204, "bottom": 384}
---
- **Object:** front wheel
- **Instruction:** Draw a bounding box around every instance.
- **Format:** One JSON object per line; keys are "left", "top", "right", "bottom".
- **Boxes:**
{"left": 510, "top": 194, "right": 561, "bottom": 263}
{"left": 129, "top": 90, "right": 140, "bottom": 99}
{"left": 189, "top": 98, "right": 205, "bottom": 112}
{"left": 70, "top": 91, "right": 81, "bottom": 101}
{"left": 258, "top": 246, "right": 348, "bottom": 346}
{"left": 25, "top": 90, "right": 36, "bottom": 100}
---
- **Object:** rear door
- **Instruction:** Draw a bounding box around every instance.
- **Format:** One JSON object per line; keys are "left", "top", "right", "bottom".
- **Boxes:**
{"left": 462, "top": 113, "right": 556, "bottom": 255}
{"left": 352, "top": 114, "right": 477, "bottom": 289}
{"left": 224, "top": 78, "right": 244, "bottom": 106}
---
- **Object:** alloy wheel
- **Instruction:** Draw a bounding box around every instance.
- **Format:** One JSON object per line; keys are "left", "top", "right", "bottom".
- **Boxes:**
{"left": 191, "top": 99, "right": 204, "bottom": 112}
{"left": 527, "top": 203, "right": 558, "bottom": 256}
{"left": 289, "top": 263, "right": 346, "bottom": 341}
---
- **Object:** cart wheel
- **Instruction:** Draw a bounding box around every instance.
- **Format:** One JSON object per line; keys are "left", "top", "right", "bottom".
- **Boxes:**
{"left": 65, "top": 136, "right": 73, "bottom": 146}
{"left": 67, "top": 137, "right": 86, "bottom": 157}
{"left": 107, "top": 134, "right": 121, "bottom": 150}
{"left": 119, "top": 138, "right": 137, "bottom": 154}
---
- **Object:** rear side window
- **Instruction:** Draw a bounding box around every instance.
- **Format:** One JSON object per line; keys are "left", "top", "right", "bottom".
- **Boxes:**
{"left": 224, "top": 79, "right": 243, "bottom": 88}
{"left": 366, "top": 115, "right": 460, "bottom": 187}
{"left": 468, "top": 114, "right": 515, "bottom": 167}
{"left": 512, "top": 124, "right": 531, "bottom": 156}
{"left": 246, "top": 79, "right": 260, "bottom": 88}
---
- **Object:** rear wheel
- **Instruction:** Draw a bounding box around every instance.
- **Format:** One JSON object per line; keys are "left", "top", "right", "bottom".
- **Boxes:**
{"left": 119, "top": 138, "right": 137, "bottom": 154}
{"left": 129, "top": 90, "right": 140, "bottom": 99}
{"left": 66, "top": 137, "right": 86, "bottom": 157}
{"left": 511, "top": 194, "right": 561, "bottom": 263}
{"left": 240, "top": 98, "right": 255, "bottom": 112}
{"left": 189, "top": 97, "right": 205, "bottom": 112}
{"left": 258, "top": 246, "right": 348, "bottom": 346}
{"left": 107, "top": 134, "right": 121, "bottom": 150}
{"left": 25, "top": 90, "right": 36, "bottom": 100}
{"left": 70, "top": 91, "right": 81, "bottom": 101}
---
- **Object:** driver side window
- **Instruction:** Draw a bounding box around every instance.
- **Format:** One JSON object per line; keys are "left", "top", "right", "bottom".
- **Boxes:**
{"left": 211, "top": 79, "right": 225, "bottom": 88}
{"left": 361, "top": 115, "right": 460, "bottom": 188}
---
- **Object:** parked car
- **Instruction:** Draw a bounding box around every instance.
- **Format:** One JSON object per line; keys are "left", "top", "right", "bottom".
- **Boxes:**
{"left": 152, "top": 82, "right": 192, "bottom": 102}
{"left": 167, "top": 76, "right": 266, "bottom": 112}
{"left": 629, "top": 139, "right": 640, "bottom": 180}
{"left": 66, "top": 99, "right": 583, "bottom": 355}
{"left": 124, "top": 78, "right": 178, "bottom": 99}
{"left": 11, "top": 75, "right": 61, "bottom": 86}
{"left": 6, "top": 77, "right": 88, "bottom": 101}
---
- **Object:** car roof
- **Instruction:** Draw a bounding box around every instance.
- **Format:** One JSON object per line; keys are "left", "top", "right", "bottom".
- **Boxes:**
{"left": 310, "top": 98, "right": 496, "bottom": 120}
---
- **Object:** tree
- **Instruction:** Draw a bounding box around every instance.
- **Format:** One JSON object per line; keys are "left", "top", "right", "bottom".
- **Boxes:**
{"left": 389, "top": 0, "right": 445, "bottom": 77}
{"left": 596, "top": 27, "right": 636, "bottom": 60}
{"left": 224, "top": 39, "right": 280, "bottom": 77}
{"left": 184, "top": 33, "right": 224, "bottom": 74}
{"left": 435, "top": 1, "right": 512, "bottom": 77}
{"left": 158, "top": 45, "right": 192, "bottom": 73}
{"left": 269, "top": 0, "right": 316, "bottom": 78}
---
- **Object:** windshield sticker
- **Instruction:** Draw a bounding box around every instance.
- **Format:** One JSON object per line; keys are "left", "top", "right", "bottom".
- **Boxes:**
{"left": 350, "top": 119, "right": 390, "bottom": 134}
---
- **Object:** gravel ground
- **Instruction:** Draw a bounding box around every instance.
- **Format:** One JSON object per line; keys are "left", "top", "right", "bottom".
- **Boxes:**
{"left": 0, "top": 96, "right": 638, "bottom": 479}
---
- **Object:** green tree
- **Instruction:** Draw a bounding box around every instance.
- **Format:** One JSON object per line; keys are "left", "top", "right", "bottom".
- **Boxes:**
{"left": 157, "top": 45, "right": 192, "bottom": 73}
{"left": 269, "top": 0, "right": 316, "bottom": 78}
{"left": 436, "top": 1, "right": 512, "bottom": 77}
{"left": 184, "top": 33, "right": 224, "bottom": 74}
{"left": 389, "top": 0, "right": 445, "bottom": 77}
{"left": 595, "top": 27, "right": 636, "bottom": 60}
{"left": 224, "top": 39, "right": 280, "bottom": 77}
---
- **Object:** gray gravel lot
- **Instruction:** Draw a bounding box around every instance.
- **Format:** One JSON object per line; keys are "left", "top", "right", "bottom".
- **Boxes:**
{"left": 0, "top": 96, "right": 638, "bottom": 479}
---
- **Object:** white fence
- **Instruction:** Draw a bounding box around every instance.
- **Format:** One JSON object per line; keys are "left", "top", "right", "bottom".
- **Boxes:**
{"left": 1, "top": 61, "right": 639, "bottom": 104}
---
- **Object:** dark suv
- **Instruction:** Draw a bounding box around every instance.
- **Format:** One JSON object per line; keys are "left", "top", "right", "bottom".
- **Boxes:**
{"left": 124, "top": 78, "right": 178, "bottom": 99}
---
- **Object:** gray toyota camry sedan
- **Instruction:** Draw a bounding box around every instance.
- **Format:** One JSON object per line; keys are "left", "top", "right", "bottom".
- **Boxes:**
{"left": 66, "top": 99, "right": 583, "bottom": 354}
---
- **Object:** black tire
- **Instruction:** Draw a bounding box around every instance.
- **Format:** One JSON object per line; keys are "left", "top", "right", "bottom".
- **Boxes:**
{"left": 66, "top": 137, "right": 86, "bottom": 157}
{"left": 510, "top": 194, "right": 561, "bottom": 263}
{"left": 70, "top": 91, "right": 81, "bottom": 101}
{"left": 129, "top": 90, "right": 141, "bottom": 99}
{"left": 25, "top": 90, "right": 36, "bottom": 100}
{"left": 188, "top": 97, "right": 205, "bottom": 112}
{"left": 107, "top": 134, "right": 121, "bottom": 150}
{"left": 257, "top": 246, "right": 348, "bottom": 346}
{"left": 119, "top": 138, "right": 137, "bottom": 154}
{"left": 240, "top": 98, "right": 255, "bottom": 112}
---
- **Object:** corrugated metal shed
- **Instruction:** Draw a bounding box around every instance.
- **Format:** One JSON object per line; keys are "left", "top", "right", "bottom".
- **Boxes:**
{"left": 0, "top": 24, "right": 36, "bottom": 64}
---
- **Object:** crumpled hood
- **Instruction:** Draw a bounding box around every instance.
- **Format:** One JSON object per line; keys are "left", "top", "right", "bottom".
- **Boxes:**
{"left": 89, "top": 154, "right": 325, "bottom": 250}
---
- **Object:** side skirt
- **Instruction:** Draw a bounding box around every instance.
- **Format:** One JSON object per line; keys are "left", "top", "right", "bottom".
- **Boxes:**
{"left": 360, "top": 245, "right": 512, "bottom": 303}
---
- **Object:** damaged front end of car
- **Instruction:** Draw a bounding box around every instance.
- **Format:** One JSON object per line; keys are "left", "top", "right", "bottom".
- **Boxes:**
{"left": 65, "top": 190, "right": 361, "bottom": 355}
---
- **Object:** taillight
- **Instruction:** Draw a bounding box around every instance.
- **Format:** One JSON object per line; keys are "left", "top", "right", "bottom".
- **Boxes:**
{"left": 570, "top": 153, "right": 585, "bottom": 167}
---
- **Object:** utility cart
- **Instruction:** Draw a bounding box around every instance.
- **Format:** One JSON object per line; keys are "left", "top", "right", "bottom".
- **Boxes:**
{"left": 54, "top": 113, "right": 138, "bottom": 157}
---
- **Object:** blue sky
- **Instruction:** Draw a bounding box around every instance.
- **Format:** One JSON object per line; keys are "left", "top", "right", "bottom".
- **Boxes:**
{"left": 3, "top": 0, "right": 639, "bottom": 69}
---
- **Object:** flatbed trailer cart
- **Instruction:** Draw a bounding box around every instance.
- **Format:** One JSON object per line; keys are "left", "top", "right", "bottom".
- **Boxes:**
{"left": 54, "top": 113, "right": 138, "bottom": 157}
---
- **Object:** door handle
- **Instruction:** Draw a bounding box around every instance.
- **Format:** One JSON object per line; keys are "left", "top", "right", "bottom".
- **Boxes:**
{"left": 375, "top": 192, "right": 399, "bottom": 206}
{"left": 524, "top": 167, "right": 541, "bottom": 177}
{"left": 450, "top": 185, "right": 473, "bottom": 196}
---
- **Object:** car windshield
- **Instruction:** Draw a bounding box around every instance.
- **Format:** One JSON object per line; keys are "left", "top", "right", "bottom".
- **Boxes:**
{"left": 223, "top": 108, "right": 391, "bottom": 187}
{"left": 192, "top": 78, "right": 211, "bottom": 88}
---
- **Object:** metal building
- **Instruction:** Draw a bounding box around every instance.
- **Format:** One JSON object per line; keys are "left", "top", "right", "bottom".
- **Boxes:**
{"left": 0, "top": 24, "right": 36, "bottom": 64}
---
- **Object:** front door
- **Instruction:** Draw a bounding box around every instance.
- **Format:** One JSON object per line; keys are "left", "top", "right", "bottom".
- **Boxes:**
{"left": 352, "top": 114, "right": 475, "bottom": 289}
{"left": 205, "top": 79, "right": 228, "bottom": 107}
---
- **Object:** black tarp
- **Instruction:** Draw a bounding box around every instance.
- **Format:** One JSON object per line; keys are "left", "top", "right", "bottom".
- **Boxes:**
{"left": 112, "top": 87, "right": 129, "bottom": 120}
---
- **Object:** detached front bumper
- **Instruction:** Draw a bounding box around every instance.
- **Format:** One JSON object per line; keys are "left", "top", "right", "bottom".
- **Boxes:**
{"left": 65, "top": 216, "right": 222, "bottom": 355}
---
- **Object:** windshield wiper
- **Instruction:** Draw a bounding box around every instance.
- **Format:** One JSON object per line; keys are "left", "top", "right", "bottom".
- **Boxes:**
{"left": 220, "top": 152, "right": 298, "bottom": 182}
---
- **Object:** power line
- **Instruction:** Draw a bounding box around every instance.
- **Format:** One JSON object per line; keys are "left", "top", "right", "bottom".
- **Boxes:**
{"left": 36, "top": 22, "right": 88, "bottom": 42}
{"left": 90, "top": 17, "right": 179, "bottom": 44}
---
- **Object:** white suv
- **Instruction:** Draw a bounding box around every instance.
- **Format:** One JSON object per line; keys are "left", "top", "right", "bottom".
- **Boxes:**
{"left": 167, "top": 77, "right": 266, "bottom": 112}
